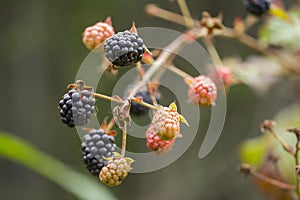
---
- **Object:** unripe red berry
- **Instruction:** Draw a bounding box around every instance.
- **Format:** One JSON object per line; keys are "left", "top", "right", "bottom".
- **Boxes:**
{"left": 209, "top": 66, "right": 233, "bottom": 88}
{"left": 82, "top": 17, "right": 115, "bottom": 51}
{"left": 187, "top": 75, "right": 217, "bottom": 106}
{"left": 146, "top": 126, "right": 174, "bottom": 153}
{"left": 151, "top": 104, "right": 181, "bottom": 140}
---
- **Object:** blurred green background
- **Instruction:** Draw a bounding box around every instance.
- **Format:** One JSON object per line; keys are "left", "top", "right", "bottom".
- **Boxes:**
{"left": 0, "top": 0, "right": 297, "bottom": 199}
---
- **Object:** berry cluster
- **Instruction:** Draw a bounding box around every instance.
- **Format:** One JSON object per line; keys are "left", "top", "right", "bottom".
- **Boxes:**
{"left": 58, "top": 82, "right": 96, "bottom": 128}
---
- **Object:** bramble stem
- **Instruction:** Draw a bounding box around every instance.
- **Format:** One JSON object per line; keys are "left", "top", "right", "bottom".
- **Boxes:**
{"left": 145, "top": 4, "right": 198, "bottom": 27}
{"left": 294, "top": 135, "right": 300, "bottom": 198}
{"left": 164, "top": 64, "right": 192, "bottom": 79}
{"left": 177, "top": 0, "right": 194, "bottom": 29}
{"left": 203, "top": 38, "right": 223, "bottom": 67}
{"left": 93, "top": 92, "right": 123, "bottom": 104}
{"left": 264, "top": 127, "right": 295, "bottom": 155}
{"left": 121, "top": 121, "right": 127, "bottom": 157}
{"left": 92, "top": 92, "right": 158, "bottom": 110}
{"left": 240, "top": 164, "right": 296, "bottom": 191}
{"left": 127, "top": 27, "right": 204, "bottom": 100}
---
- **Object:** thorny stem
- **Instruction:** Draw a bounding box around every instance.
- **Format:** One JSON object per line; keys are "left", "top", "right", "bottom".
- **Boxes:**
{"left": 121, "top": 121, "right": 127, "bottom": 157}
{"left": 177, "top": 0, "right": 194, "bottom": 29}
{"left": 240, "top": 164, "right": 297, "bottom": 191}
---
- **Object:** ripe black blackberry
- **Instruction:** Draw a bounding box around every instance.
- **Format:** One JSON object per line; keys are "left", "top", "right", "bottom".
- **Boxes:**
{"left": 104, "top": 30, "right": 145, "bottom": 66}
{"left": 81, "top": 128, "right": 117, "bottom": 176}
{"left": 244, "top": 0, "right": 272, "bottom": 16}
{"left": 58, "top": 89, "right": 96, "bottom": 128}
{"left": 124, "top": 84, "right": 160, "bottom": 115}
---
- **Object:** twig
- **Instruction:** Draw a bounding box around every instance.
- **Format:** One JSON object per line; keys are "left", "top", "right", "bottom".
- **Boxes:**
{"left": 240, "top": 164, "right": 296, "bottom": 191}
{"left": 93, "top": 92, "right": 158, "bottom": 110}
{"left": 164, "top": 63, "right": 192, "bottom": 79}
{"left": 121, "top": 121, "right": 127, "bottom": 157}
{"left": 145, "top": 4, "right": 198, "bottom": 27}
{"left": 127, "top": 27, "right": 204, "bottom": 100}
{"left": 203, "top": 38, "right": 223, "bottom": 67}
{"left": 177, "top": 0, "right": 194, "bottom": 29}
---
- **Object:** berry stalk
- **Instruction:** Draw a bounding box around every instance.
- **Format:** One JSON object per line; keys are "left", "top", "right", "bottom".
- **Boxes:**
{"left": 92, "top": 92, "right": 158, "bottom": 110}
{"left": 240, "top": 164, "right": 297, "bottom": 191}
{"left": 121, "top": 121, "right": 127, "bottom": 157}
{"left": 177, "top": 0, "right": 194, "bottom": 29}
{"left": 203, "top": 38, "right": 223, "bottom": 67}
{"left": 127, "top": 27, "right": 204, "bottom": 101}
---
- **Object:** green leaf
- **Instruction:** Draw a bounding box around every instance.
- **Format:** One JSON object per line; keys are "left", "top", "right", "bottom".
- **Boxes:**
{"left": 239, "top": 136, "right": 268, "bottom": 167}
{"left": 259, "top": 10, "right": 300, "bottom": 49}
{"left": 0, "top": 131, "right": 117, "bottom": 200}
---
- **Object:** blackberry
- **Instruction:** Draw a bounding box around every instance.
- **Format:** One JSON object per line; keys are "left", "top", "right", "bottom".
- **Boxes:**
{"left": 81, "top": 128, "right": 117, "bottom": 176}
{"left": 244, "top": 0, "right": 272, "bottom": 16}
{"left": 58, "top": 89, "right": 95, "bottom": 127}
{"left": 124, "top": 84, "right": 160, "bottom": 115}
{"left": 104, "top": 30, "right": 145, "bottom": 66}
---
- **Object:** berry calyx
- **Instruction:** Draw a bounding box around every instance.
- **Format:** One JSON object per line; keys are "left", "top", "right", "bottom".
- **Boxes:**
{"left": 187, "top": 75, "right": 217, "bottom": 106}
{"left": 151, "top": 102, "right": 188, "bottom": 140}
{"left": 104, "top": 23, "right": 145, "bottom": 67}
{"left": 58, "top": 80, "right": 96, "bottom": 127}
{"left": 81, "top": 128, "right": 117, "bottom": 176}
{"left": 99, "top": 152, "right": 134, "bottom": 186}
{"left": 244, "top": 0, "right": 272, "bottom": 16}
{"left": 209, "top": 66, "right": 233, "bottom": 88}
{"left": 146, "top": 126, "right": 174, "bottom": 154}
{"left": 82, "top": 17, "right": 115, "bottom": 51}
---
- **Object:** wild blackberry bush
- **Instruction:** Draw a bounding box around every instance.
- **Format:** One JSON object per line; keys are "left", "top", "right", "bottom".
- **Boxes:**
{"left": 58, "top": 0, "right": 300, "bottom": 194}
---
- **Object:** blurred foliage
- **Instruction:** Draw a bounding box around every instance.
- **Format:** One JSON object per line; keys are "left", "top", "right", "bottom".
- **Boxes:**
{"left": 0, "top": 131, "right": 117, "bottom": 200}
{"left": 240, "top": 104, "right": 300, "bottom": 198}
{"left": 259, "top": 9, "right": 300, "bottom": 49}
